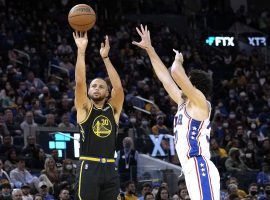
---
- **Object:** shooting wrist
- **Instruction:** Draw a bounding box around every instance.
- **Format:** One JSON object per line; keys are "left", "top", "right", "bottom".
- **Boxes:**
{"left": 146, "top": 46, "right": 155, "bottom": 53}
{"left": 78, "top": 50, "right": 85, "bottom": 56}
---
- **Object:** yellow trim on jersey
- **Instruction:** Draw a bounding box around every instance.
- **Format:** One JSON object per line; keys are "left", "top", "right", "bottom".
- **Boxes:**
{"left": 79, "top": 105, "right": 93, "bottom": 124}
{"left": 78, "top": 160, "right": 84, "bottom": 200}
{"left": 77, "top": 124, "right": 85, "bottom": 142}
{"left": 107, "top": 102, "right": 119, "bottom": 126}
{"left": 79, "top": 156, "right": 115, "bottom": 163}
{"left": 107, "top": 103, "right": 115, "bottom": 116}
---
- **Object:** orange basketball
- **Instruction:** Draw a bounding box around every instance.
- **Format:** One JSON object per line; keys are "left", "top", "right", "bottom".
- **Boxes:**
{"left": 68, "top": 4, "right": 96, "bottom": 31}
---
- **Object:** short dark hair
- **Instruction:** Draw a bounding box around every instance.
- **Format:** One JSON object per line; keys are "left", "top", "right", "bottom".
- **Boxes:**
{"left": 188, "top": 69, "right": 213, "bottom": 98}
{"left": 142, "top": 182, "right": 152, "bottom": 190}
{"left": 144, "top": 191, "right": 154, "bottom": 199}
{"left": 125, "top": 180, "right": 135, "bottom": 188}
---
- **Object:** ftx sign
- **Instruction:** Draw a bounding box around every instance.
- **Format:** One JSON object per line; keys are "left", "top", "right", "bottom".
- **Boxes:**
{"left": 206, "top": 36, "right": 235, "bottom": 46}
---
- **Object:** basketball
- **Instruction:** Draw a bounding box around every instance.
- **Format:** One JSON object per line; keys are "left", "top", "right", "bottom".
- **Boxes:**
{"left": 68, "top": 4, "right": 96, "bottom": 32}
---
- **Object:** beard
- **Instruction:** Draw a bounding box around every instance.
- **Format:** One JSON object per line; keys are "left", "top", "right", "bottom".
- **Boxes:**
{"left": 89, "top": 93, "right": 105, "bottom": 101}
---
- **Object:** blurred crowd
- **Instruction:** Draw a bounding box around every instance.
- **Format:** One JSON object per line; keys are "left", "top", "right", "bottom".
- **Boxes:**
{"left": 0, "top": 0, "right": 270, "bottom": 199}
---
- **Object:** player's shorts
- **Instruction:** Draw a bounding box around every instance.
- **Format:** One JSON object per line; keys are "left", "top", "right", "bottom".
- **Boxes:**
{"left": 182, "top": 156, "right": 220, "bottom": 200}
{"left": 75, "top": 160, "right": 120, "bottom": 200}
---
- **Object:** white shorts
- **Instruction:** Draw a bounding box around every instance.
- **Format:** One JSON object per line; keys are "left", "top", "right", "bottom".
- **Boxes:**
{"left": 182, "top": 156, "right": 220, "bottom": 200}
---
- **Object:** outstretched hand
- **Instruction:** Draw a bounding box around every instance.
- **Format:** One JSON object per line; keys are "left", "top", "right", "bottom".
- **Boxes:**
{"left": 132, "top": 24, "right": 152, "bottom": 50}
{"left": 73, "top": 31, "right": 88, "bottom": 52}
{"left": 173, "top": 49, "right": 184, "bottom": 64}
{"left": 100, "top": 35, "right": 110, "bottom": 58}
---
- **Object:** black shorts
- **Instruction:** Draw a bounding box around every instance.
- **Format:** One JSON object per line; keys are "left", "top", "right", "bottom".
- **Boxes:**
{"left": 75, "top": 160, "right": 120, "bottom": 200}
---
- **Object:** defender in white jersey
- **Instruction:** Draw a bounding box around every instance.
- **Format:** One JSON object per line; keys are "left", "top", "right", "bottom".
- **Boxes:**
{"left": 133, "top": 25, "right": 220, "bottom": 200}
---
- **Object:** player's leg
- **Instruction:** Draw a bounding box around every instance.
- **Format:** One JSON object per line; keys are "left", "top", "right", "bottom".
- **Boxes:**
{"left": 99, "top": 163, "right": 120, "bottom": 200}
{"left": 184, "top": 159, "right": 202, "bottom": 200}
{"left": 76, "top": 161, "right": 100, "bottom": 200}
{"left": 204, "top": 158, "right": 220, "bottom": 200}
{"left": 184, "top": 157, "right": 219, "bottom": 200}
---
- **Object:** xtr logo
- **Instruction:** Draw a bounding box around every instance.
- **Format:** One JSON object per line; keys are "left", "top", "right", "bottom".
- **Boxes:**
{"left": 248, "top": 37, "right": 266, "bottom": 46}
{"left": 206, "top": 36, "right": 235, "bottom": 46}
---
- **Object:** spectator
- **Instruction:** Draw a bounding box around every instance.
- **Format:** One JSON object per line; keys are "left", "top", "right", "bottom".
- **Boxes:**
{"left": 19, "top": 111, "right": 38, "bottom": 145}
{"left": 21, "top": 184, "right": 33, "bottom": 200}
{"left": 151, "top": 115, "right": 169, "bottom": 135}
{"left": 25, "top": 71, "right": 46, "bottom": 93}
{"left": 43, "top": 114, "right": 57, "bottom": 127}
{"left": 178, "top": 187, "right": 189, "bottom": 200}
{"left": 144, "top": 192, "right": 154, "bottom": 200}
{"left": 58, "top": 189, "right": 70, "bottom": 200}
{"left": 155, "top": 186, "right": 169, "bottom": 200}
{"left": 30, "top": 148, "right": 46, "bottom": 170}
{"left": 0, "top": 182, "right": 12, "bottom": 200}
{"left": 0, "top": 115, "right": 9, "bottom": 136}
{"left": 257, "top": 162, "right": 270, "bottom": 186}
{"left": 10, "top": 157, "right": 39, "bottom": 190}
{"left": 11, "top": 189, "right": 22, "bottom": 200}
{"left": 32, "top": 195, "right": 42, "bottom": 200}
{"left": 4, "top": 109, "right": 22, "bottom": 136}
{"left": 116, "top": 137, "right": 138, "bottom": 183}
{"left": 37, "top": 182, "right": 54, "bottom": 200}
{"left": 138, "top": 183, "right": 152, "bottom": 200}
{"left": 226, "top": 177, "right": 247, "bottom": 198}
{"left": 0, "top": 159, "right": 12, "bottom": 186}
{"left": 58, "top": 114, "right": 75, "bottom": 128}
{"left": 59, "top": 159, "right": 75, "bottom": 196}
{"left": 39, "top": 157, "right": 59, "bottom": 190}
{"left": 225, "top": 147, "right": 249, "bottom": 172}
{"left": 21, "top": 135, "right": 41, "bottom": 158}
{"left": 124, "top": 181, "right": 138, "bottom": 200}
{"left": 4, "top": 149, "right": 18, "bottom": 173}
{"left": 50, "top": 150, "right": 62, "bottom": 168}
{"left": 242, "top": 139, "right": 259, "bottom": 170}
{"left": 0, "top": 135, "right": 17, "bottom": 155}
{"left": 247, "top": 183, "right": 259, "bottom": 199}
{"left": 210, "top": 138, "right": 228, "bottom": 158}
{"left": 225, "top": 184, "right": 239, "bottom": 199}
{"left": 258, "top": 183, "right": 270, "bottom": 200}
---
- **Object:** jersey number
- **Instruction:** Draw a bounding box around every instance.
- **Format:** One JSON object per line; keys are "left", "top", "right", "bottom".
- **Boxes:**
{"left": 174, "top": 114, "right": 183, "bottom": 127}
{"left": 101, "top": 119, "right": 109, "bottom": 125}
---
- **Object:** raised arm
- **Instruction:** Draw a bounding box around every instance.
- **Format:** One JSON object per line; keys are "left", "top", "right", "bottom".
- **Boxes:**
{"left": 73, "top": 31, "right": 92, "bottom": 123}
{"left": 171, "top": 50, "right": 207, "bottom": 108}
{"left": 100, "top": 35, "right": 124, "bottom": 123}
{"left": 132, "top": 25, "right": 183, "bottom": 105}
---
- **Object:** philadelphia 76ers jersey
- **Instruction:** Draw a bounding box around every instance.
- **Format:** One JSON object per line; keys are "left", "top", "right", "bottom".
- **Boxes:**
{"left": 174, "top": 102, "right": 211, "bottom": 168}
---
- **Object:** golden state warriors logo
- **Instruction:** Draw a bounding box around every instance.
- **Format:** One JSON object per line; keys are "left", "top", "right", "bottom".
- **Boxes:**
{"left": 92, "top": 115, "right": 112, "bottom": 138}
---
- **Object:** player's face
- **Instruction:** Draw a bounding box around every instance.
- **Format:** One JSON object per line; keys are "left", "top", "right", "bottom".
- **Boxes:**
{"left": 88, "top": 79, "right": 108, "bottom": 101}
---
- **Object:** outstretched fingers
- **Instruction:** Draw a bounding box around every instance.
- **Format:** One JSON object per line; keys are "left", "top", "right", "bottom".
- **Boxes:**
{"left": 136, "top": 27, "right": 143, "bottom": 37}
{"left": 105, "top": 35, "right": 110, "bottom": 47}
{"left": 132, "top": 41, "right": 142, "bottom": 48}
{"left": 173, "top": 49, "right": 180, "bottom": 54}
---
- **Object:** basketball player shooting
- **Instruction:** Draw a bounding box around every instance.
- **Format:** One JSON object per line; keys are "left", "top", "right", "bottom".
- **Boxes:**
{"left": 132, "top": 25, "right": 220, "bottom": 200}
{"left": 73, "top": 31, "right": 124, "bottom": 200}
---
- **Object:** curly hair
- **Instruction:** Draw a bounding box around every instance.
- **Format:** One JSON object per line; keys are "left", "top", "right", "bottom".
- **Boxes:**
{"left": 188, "top": 69, "right": 213, "bottom": 98}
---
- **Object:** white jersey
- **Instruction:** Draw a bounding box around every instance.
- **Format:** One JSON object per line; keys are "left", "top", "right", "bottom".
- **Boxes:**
{"left": 174, "top": 102, "right": 220, "bottom": 200}
{"left": 174, "top": 102, "right": 211, "bottom": 168}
